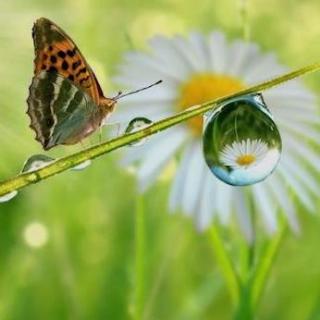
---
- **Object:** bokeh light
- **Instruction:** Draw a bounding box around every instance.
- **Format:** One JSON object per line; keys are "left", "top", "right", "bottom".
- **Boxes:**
{"left": 23, "top": 222, "right": 49, "bottom": 248}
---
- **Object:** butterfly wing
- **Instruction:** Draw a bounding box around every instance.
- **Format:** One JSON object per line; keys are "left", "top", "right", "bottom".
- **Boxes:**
{"left": 32, "top": 17, "right": 104, "bottom": 104}
{"left": 27, "top": 71, "right": 101, "bottom": 150}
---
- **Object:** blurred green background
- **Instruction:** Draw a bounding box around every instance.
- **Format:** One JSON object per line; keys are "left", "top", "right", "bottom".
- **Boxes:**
{"left": 1, "top": 0, "right": 320, "bottom": 319}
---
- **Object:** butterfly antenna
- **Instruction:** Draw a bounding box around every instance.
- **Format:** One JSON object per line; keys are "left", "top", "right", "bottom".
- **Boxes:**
{"left": 113, "top": 80, "right": 162, "bottom": 101}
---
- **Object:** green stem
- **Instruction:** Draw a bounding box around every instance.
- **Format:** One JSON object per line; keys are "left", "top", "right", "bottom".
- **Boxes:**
{"left": 1, "top": 62, "right": 320, "bottom": 196}
{"left": 239, "top": 239, "right": 254, "bottom": 286}
{"left": 235, "top": 202, "right": 256, "bottom": 319}
{"left": 234, "top": 218, "right": 287, "bottom": 320}
{"left": 239, "top": 0, "right": 250, "bottom": 41}
{"left": 133, "top": 194, "right": 145, "bottom": 320}
{"left": 234, "top": 284, "right": 254, "bottom": 320}
{"left": 208, "top": 226, "right": 240, "bottom": 305}
{"left": 52, "top": 222, "right": 82, "bottom": 319}
{"left": 250, "top": 217, "right": 287, "bottom": 310}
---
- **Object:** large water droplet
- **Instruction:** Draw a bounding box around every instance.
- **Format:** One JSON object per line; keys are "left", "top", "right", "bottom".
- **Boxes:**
{"left": 125, "top": 117, "right": 153, "bottom": 146}
{"left": 203, "top": 93, "right": 282, "bottom": 186}
{"left": 22, "top": 154, "right": 54, "bottom": 173}
{"left": 0, "top": 190, "right": 18, "bottom": 203}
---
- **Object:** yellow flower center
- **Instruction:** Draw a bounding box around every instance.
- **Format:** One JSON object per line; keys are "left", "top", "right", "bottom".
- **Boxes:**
{"left": 236, "top": 154, "right": 256, "bottom": 166}
{"left": 177, "top": 73, "right": 244, "bottom": 135}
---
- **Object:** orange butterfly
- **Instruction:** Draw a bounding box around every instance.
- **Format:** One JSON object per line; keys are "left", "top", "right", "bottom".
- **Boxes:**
{"left": 27, "top": 18, "right": 161, "bottom": 150}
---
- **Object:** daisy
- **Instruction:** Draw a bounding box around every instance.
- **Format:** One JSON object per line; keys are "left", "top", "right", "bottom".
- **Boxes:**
{"left": 220, "top": 139, "right": 269, "bottom": 169}
{"left": 113, "top": 31, "right": 320, "bottom": 241}
{"left": 217, "top": 139, "right": 280, "bottom": 186}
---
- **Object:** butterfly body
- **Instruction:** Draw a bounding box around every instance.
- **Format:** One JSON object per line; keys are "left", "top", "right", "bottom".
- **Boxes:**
{"left": 27, "top": 17, "right": 116, "bottom": 150}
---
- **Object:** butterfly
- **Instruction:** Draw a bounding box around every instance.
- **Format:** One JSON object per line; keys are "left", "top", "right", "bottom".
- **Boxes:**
{"left": 27, "top": 17, "right": 161, "bottom": 150}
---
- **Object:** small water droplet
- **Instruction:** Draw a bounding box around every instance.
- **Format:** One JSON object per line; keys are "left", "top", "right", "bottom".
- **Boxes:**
{"left": 22, "top": 154, "right": 54, "bottom": 173}
{"left": 125, "top": 117, "right": 153, "bottom": 146}
{"left": 203, "top": 93, "right": 282, "bottom": 186}
{"left": 0, "top": 190, "right": 18, "bottom": 203}
{"left": 71, "top": 160, "right": 92, "bottom": 171}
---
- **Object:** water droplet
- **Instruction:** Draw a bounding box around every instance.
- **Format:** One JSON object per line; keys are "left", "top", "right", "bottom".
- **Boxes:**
{"left": 71, "top": 160, "right": 92, "bottom": 171}
{"left": 22, "top": 154, "right": 55, "bottom": 173}
{"left": 203, "top": 93, "right": 282, "bottom": 186}
{"left": 125, "top": 117, "right": 153, "bottom": 146}
{"left": 0, "top": 190, "right": 18, "bottom": 203}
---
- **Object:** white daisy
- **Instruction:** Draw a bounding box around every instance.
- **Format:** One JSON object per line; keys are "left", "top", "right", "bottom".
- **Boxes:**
{"left": 113, "top": 31, "right": 320, "bottom": 241}
{"left": 220, "top": 139, "right": 269, "bottom": 169}
{"left": 216, "top": 139, "right": 281, "bottom": 186}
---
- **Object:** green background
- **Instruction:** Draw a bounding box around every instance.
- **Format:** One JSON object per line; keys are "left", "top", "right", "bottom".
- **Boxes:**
{"left": 0, "top": 0, "right": 320, "bottom": 319}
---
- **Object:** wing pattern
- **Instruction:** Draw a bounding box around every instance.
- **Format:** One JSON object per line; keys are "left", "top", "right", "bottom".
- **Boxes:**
{"left": 32, "top": 17, "right": 104, "bottom": 104}
{"left": 27, "top": 71, "right": 99, "bottom": 150}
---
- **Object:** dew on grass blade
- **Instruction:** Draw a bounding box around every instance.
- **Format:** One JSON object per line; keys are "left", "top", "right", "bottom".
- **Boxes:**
{"left": 21, "top": 154, "right": 55, "bottom": 173}
{"left": 203, "top": 94, "right": 282, "bottom": 186}
{"left": 71, "top": 160, "right": 92, "bottom": 171}
{"left": 0, "top": 190, "right": 18, "bottom": 203}
{"left": 125, "top": 117, "right": 153, "bottom": 146}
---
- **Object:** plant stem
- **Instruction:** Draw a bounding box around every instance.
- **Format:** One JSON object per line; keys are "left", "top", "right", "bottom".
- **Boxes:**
{"left": 209, "top": 226, "right": 240, "bottom": 305}
{"left": 133, "top": 194, "right": 145, "bottom": 320}
{"left": 234, "top": 284, "right": 254, "bottom": 320}
{"left": 235, "top": 230, "right": 255, "bottom": 319}
{"left": 234, "top": 217, "right": 287, "bottom": 319}
{"left": 1, "top": 62, "right": 320, "bottom": 196}
{"left": 250, "top": 217, "right": 287, "bottom": 309}
{"left": 239, "top": 0, "right": 250, "bottom": 41}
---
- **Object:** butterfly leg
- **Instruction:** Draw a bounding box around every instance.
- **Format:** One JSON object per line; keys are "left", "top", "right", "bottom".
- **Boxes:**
{"left": 115, "top": 122, "right": 121, "bottom": 137}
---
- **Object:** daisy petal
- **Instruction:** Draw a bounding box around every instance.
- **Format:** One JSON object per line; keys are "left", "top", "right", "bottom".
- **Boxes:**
{"left": 276, "top": 165, "right": 315, "bottom": 212}
{"left": 169, "top": 142, "right": 194, "bottom": 212}
{"left": 196, "top": 171, "right": 216, "bottom": 230}
{"left": 234, "top": 188, "right": 254, "bottom": 243}
{"left": 283, "top": 133, "right": 320, "bottom": 172}
{"left": 252, "top": 183, "right": 278, "bottom": 234}
{"left": 281, "top": 155, "right": 319, "bottom": 196}
{"left": 227, "top": 41, "right": 260, "bottom": 78}
{"left": 148, "top": 36, "right": 193, "bottom": 80}
{"left": 265, "top": 85, "right": 316, "bottom": 106}
{"left": 266, "top": 174, "right": 299, "bottom": 233}
{"left": 243, "top": 54, "right": 285, "bottom": 84}
{"left": 278, "top": 119, "right": 320, "bottom": 145}
{"left": 111, "top": 102, "right": 173, "bottom": 123}
{"left": 137, "top": 127, "right": 188, "bottom": 192}
{"left": 188, "top": 32, "right": 210, "bottom": 71}
{"left": 120, "top": 129, "right": 178, "bottom": 166}
{"left": 215, "top": 180, "right": 233, "bottom": 225}
{"left": 181, "top": 143, "right": 207, "bottom": 216}
{"left": 114, "top": 52, "right": 180, "bottom": 85}
{"left": 208, "top": 32, "right": 228, "bottom": 73}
